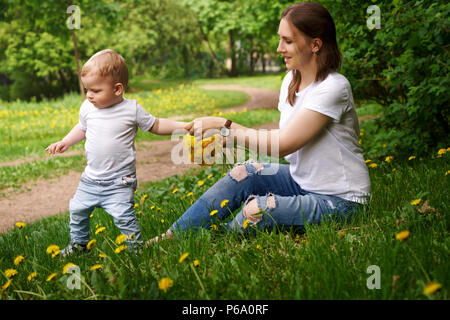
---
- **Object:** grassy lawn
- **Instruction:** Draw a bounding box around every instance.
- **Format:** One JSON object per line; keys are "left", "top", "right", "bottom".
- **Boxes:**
{"left": 0, "top": 73, "right": 447, "bottom": 300}
{"left": 0, "top": 149, "right": 448, "bottom": 299}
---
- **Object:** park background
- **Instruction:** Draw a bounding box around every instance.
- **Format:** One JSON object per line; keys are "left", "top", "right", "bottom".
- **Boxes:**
{"left": 0, "top": 0, "right": 448, "bottom": 300}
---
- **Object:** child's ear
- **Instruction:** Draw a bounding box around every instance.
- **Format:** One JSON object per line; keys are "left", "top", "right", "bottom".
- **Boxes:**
{"left": 114, "top": 83, "right": 124, "bottom": 95}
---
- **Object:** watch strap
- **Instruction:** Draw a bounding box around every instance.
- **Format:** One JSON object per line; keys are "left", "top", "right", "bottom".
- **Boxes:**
{"left": 224, "top": 119, "right": 232, "bottom": 129}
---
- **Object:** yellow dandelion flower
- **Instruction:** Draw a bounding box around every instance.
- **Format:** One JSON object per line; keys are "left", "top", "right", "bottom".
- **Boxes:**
{"left": 256, "top": 244, "right": 262, "bottom": 250}
{"left": 408, "top": 156, "right": 416, "bottom": 161}
{"left": 207, "top": 174, "right": 213, "bottom": 179}
{"left": 27, "top": 272, "right": 37, "bottom": 281}
{"left": 46, "top": 273, "right": 58, "bottom": 282}
{"left": 13, "top": 255, "right": 25, "bottom": 266}
{"left": 369, "top": 163, "right": 377, "bottom": 168}
{"left": 150, "top": 205, "right": 155, "bottom": 210}
{"left": 223, "top": 173, "right": 227, "bottom": 177}
{"left": 211, "top": 224, "right": 218, "bottom": 231}
{"left": 385, "top": 156, "right": 393, "bottom": 163}
{"left": 90, "top": 213, "right": 94, "bottom": 218}
{"left": 1, "top": 280, "right": 11, "bottom": 291}
{"left": 437, "top": 148, "right": 446, "bottom": 156}
{"left": 142, "top": 194, "right": 148, "bottom": 201}
{"left": 172, "top": 188, "right": 179, "bottom": 194}
{"left": 15, "top": 222, "right": 26, "bottom": 229}
{"left": 445, "top": 170, "right": 450, "bottom": 176}
{"left": 365, "top": 159, "right": 372, "bottom": 163}
{"left": 46, "top": 244, "right": 60, "bottom": 255}
{"left": 186, "top": 192, "right": 194, "bottom": 197}
{"left": 338, "top": 230, "right": 346, "bottom": 238}
{"left": 243, "top": 219, "right": 250, "bottom": 229}
{"left": 197, "top": 180, "right": 204, "bottom": 187}
{"left": 4, "top": 269, "right": 18, "bottom": 278}
{"left": 158, "top": 277, "right": 173, "bottom": 293}
{"left": 179, "top": 252, "right": 189, "bottom": 263}
{"left": 134, "top": 203, "right": 139, "bottom": 209}
{"left": 90, "top": 264, "right": 102, "bottom": 271}
{"left": 423, "top": 282, "right": 442, "bottom": 295}
{"left": 62, "top": 263, "right": 77, "bottom": 274}
{"left": 411, "top": 199, "right": 422, "bottom": 206}
{"left": 87, "top": 239, "right": 97, "bottom": 250}
{"left": 220, "top": 199, "right": 229, "bottom": 208}
{"left": 210, "top": 209, "right": 218, "bottom": 216}
{"left": 359, "top": 139, "right": 362, "bottom": 145}
{"left": 193, "top": 260, "right": 200, "bottom": 267}
{"left": 115, "top": 234, "right": 128, "bottom": 245}
{"left": 395, "top": 230, "right": 410, "bottom": 241}
{"left": 114, "top": 245, "right": 127, "bottom": 254}
{"left": 98, "top": 253, "right": 107, "bottom": 259}
{"left": 161, "top": 219, "right": 165, "bottom": 223}
{"left": 95, "top": 226, "right": 106, "bottom": 235}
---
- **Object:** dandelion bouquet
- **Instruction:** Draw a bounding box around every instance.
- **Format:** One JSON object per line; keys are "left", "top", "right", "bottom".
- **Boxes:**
{"left": 183, "top": 134, "right": 223, "bottom": 165}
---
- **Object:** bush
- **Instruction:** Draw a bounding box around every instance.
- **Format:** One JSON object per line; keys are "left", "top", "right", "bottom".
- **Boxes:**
{"left": 325, "top": 0, "right": 450, "bottom": 158}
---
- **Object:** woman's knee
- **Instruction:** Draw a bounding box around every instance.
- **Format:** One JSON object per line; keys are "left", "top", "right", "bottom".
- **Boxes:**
{"left": 243, "top": 194, "right": 276, "bottom": 224}
{"left": 229, "top": 161, "right": 264, "bottom": 182}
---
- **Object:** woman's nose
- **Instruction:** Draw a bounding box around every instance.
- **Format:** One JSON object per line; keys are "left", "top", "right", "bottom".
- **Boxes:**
{"left": 276, "top": 41, "right": 284, "bottom": 53}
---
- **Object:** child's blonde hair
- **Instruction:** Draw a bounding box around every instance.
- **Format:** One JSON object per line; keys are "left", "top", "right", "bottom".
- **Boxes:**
{"left": 81, "top": 49, "right": 128, "bottom": 88}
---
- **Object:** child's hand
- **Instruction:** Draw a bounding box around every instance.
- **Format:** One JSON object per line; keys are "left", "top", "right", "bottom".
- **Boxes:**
{"left": 45, "top": 141, "right": 69, "bottom": 154}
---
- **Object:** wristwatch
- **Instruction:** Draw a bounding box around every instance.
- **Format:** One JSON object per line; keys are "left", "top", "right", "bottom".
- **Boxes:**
{"left": 219, "top": 119, "right": 232, "bottom": 137}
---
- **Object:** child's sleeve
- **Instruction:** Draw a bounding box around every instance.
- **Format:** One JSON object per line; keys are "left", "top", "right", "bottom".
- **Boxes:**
{"left": 136, "top": 103, "right": 156, "bottom": 131}
{"left": 79, "top": 100, "right": 88, "bottom": 131}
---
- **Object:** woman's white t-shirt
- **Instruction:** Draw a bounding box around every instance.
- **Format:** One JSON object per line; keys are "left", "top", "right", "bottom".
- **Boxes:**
{"left": 278, "top": 70, "right": 371, "bottom": 204}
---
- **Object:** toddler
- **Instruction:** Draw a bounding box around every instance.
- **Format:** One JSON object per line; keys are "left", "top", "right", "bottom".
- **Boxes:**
{"left": 46, "top": 49, "right": 189, "bottom": 255}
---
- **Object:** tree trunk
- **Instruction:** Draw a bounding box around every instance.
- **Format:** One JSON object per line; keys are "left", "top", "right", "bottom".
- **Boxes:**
{"left": 228, "top": 29, "right": 238, "bottom": 77}
{"left": 67, "top": 0, "right": 85, "bottom": 100}
{"left": 261, "top": 51, "right": 266, "bottom": 74}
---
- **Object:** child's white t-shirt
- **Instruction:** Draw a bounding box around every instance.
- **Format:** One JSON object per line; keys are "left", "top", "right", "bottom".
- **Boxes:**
{"left": 278, "top": 70, "right": 371, "bottom": 204}
{"left": 79, "top": 98, "right": 156, "bottom": 181}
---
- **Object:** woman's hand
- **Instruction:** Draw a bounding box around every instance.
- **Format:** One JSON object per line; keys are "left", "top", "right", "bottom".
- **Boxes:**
{"left": 184, "top": 116, "right": 226, "bottom": 138}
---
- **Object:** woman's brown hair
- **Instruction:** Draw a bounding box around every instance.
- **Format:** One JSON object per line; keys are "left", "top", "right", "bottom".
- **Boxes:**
{"left": 281, "top": 2, "right": 342, "bottom": 106}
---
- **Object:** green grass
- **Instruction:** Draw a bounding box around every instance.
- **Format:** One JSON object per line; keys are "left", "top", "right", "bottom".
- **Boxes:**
{"left": 0, "top": 155, "right": 86, "bottom": 194}
{"left": 129, "top": 72, "right": 285, "bottom": 92}
{"left": 0, "top": 152, "right": 448, "bottom": 299}
{"left": 1, "top": 73, "right": 447, "bottom": 300}
{"left": 193, "top": 73, "right": 284, "bottom": 91}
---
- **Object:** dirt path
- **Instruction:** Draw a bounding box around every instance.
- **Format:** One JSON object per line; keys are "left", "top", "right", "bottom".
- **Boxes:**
{"left": 0, "top": 85, "right": 280, "bottom": 233}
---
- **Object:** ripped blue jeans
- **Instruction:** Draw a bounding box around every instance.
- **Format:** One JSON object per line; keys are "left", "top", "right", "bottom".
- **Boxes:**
{"left": 170, "top": 161, "right": 363, "bottom": 234}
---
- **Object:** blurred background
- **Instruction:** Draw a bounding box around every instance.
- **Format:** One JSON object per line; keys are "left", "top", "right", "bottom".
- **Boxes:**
{"left": 0, "top": 0, "right": 448, "bottom": 157}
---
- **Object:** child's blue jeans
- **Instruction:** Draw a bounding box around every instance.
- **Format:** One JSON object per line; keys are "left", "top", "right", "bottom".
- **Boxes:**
{"left": 170, "top": 161, "right": 363, "bottom": 234}
{"left": 69, "top": 172, "right": 142, "bottom": 246}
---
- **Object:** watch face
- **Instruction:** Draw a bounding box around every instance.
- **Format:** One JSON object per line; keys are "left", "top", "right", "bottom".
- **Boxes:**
{"left": 220, "top": 127, "right": 230, "bottom": 137}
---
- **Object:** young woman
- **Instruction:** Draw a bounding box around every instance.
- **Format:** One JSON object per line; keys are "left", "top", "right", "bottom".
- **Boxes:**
{"left": 147, "top": 1, "right": 370, "bottom": 244}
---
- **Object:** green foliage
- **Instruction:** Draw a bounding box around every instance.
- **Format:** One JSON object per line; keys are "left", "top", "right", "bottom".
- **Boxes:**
{"left": 322, "top": 0, "right": 450, "bottom": 158}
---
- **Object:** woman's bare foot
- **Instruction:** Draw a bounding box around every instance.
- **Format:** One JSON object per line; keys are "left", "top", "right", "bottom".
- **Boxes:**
{"left": 145, "top": 229, "right": 173, "bottom": 247}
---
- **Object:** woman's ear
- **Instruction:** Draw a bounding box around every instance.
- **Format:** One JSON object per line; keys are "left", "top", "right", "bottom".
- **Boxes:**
{"left": 311, "top": 38, "right": 323, "bottom": 54}
{"left": 114, "top": 83, "right": 124, "bottom": 96}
